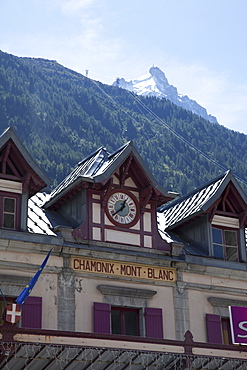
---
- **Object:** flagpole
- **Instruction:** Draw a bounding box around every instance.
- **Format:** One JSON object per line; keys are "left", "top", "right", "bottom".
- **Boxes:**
{"left": 15, "top": 249, "right": 52, "bottom": 306}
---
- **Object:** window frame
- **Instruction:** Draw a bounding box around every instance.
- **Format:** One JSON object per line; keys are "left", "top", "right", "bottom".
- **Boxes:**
{"left": 221, "top": 317, "right": 232, "bottom": 345}
{"left": 94, "top": 302, "right": 163, "bottom": 339}
{"left": 0, "top": 192, "right": 21, "bottom": 230}
{"left": 212, "top": 226, "right": 240, "bottom": 262}
{"left": 206, "top": 313, "right": 232, "bottom": 345}
{"left": 111, "top": 306, "right": 140, "bottom": 336}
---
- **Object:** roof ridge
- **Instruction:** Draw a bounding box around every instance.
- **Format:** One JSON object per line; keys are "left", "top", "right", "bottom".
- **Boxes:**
{"left": 85, "top": 148, "right": 109, "bottom": 176}
{"left": 159, "top": 170, "right": 229, "bottom": 212}
{"left": 77, "top": 146, "right": 108, "bottom": 167}
{"left": 108, "top": 141, "right": 132, "bottom": 159}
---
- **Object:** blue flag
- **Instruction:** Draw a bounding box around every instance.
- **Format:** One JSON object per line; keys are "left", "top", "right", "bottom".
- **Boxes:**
{"left": 16, "top": 249, "right": 52, "bottom": 306}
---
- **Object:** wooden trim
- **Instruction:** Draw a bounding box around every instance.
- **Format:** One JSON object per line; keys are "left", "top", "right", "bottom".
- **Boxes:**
{"left": 2, "top": 143, "right": 11, "bottom": 174}
{"left": 212, "top": 215, "right": 239, "bottom": 228}
{"left": 22, "top": 173, "right": 31, "bottom": 193}
{"left": 140, "top": 185, "right": 153, "bottom": 214}
{"left": 120, "top": 155, "right": 133, "bottom": 188}
{"left": 222, "top": 185, "right": 230, "bottom": 212}
{"left": 7, "top": 157, "right": 21, "bottom": 177}
{"left": 209, "top": 205, "right": 217, "bottom": 223}
{"left": 225, "top": 198, "right": 237, "bottom": 213}
{"left": 102, "top": 178, "right": 113, "bottom": 204}
{"left": 239, "top": 211, "right": 247, "bottom": 228}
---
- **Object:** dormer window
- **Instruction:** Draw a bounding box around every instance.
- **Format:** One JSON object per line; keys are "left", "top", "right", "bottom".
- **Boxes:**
{"left": 212, "top": 227, "right": 239, "bottom": 262}
{"left": 212, "top": 215, "right": 240, "bottom": 262}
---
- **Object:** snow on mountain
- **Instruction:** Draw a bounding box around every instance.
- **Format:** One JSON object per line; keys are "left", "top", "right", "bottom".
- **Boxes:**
{"left": 113, "top": 66, "right": 217, "bottom": 124}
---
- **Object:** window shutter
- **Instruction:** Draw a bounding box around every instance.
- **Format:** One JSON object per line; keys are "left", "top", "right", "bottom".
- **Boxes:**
{"left": 145, "top": 307, "right": 163, "bottom": 339}
{"left": 94, "top": 302, "right": 111, "bottom": 334}
{"left": 22, "top": 296, "right": 42, "bottom": 329}
{"left": 206, "top": 314, "right": 222, "bottom": 344}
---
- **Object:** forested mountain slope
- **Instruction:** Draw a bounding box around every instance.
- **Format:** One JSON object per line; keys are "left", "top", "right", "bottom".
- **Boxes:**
{"left": 0, "top": 50, "right": 247, "bottom": 196}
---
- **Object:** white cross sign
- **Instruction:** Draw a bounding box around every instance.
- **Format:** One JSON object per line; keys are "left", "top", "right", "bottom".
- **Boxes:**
{"left": 6, "top": 303, "right": 21, "bottom": 324}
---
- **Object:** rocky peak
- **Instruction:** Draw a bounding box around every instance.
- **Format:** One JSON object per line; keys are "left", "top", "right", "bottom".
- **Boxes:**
{"left": 113, "top": 67, "right": 217, "bottom": 124}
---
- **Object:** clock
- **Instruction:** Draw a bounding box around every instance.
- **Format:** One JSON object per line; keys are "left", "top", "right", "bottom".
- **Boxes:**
{"left": 106, "top": 190, "right": 139, "bottom": 227}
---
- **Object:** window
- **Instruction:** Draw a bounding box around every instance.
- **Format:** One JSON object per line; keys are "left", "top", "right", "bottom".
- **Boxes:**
{"left": 3, "top": 197, "right": 16, "bottom": 229}
{"left": 94, "top": 302, "right": 163, "bottom": 339}
{"left": 206, "top": 314, "right": 232, "bottom": 345}
{"left": 212, "top": 227, "right": 239, "bottom": 262}
{"left": 111, "top": 306, "right": 139, "bottom": 336}
{"left": 222, "top": 317, "right": 232, "bottom": 345}
{"left": 0, "top": 193, "right": 20, "bottom": 230}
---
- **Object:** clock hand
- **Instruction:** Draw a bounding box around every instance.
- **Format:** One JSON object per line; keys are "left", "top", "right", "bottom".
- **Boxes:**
{"left": 112, "top": 200, "right": 127, "bottom": 215}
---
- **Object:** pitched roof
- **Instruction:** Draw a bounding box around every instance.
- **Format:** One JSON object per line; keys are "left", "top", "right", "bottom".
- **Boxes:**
{"left": 44, "top": 141, "right": 177, "bottom": 209}
{"left": 157, "top": 171, "right": 247, "bottom": 231}
{"left": 0, "top": 127, "right": 50, "bottom": 194}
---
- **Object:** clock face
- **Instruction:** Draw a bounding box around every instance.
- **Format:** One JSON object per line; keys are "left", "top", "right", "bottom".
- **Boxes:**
{"left": 106, "top": 190, "right": 138, "bottom": 227}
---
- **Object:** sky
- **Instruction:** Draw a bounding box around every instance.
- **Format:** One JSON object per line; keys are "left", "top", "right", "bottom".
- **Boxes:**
{"left": 1, "top": 0, "right": 247, "bottom": 134}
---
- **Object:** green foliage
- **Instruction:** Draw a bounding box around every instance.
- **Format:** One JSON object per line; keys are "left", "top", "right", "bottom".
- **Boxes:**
{"left": 1, "top": 50, "right": 247, "bottom": 196}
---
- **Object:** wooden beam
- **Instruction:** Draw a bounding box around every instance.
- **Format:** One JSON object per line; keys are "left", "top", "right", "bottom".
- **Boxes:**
{"left": 216, "top": 210, "right": 238, "bottom": 217}
{"left": 228, "top": 183, "right": 247, "bottom": 211}
{"left": 225, "top": 198, "right": 237, "bottom": 213}
{"left": 239, "top": 211, "right": 247, "bottom": 228}
{"left": 120, "top": 155, "right": 133, "bottom": 187}
{"left": 209, "top": 205, "right": 217, "bottom": 223}
{"left": 140, "top": 185, "right": 153, "bottom": 213}
{"left": 222, "top": 185, "right": 230, "bottom": 211}
{"left": 7, "top": 157, "right": 21, "bottom": 177}
{"left": 102, "top": 178, "right": 113, "bottom": 205}
{"left": 2, "top": 143, "right": 11, "bottom": 174}
{"left": 0, "top": 174, "right": 22, "bottom": 181}
{"left": 22, "top": 173, "right": 31, "bottom": 193}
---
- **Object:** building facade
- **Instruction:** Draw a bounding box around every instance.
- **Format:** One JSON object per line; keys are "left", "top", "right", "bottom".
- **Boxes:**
{"left": 1, "top": 127, "right": 247, "bottom": 369}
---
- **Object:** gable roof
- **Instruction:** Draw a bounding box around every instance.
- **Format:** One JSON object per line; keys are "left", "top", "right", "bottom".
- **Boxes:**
{"left": 158, "top": 171, "right": 247, "bottom": 231}
{"left": 0, "top": 127, "right": 50, "bottom": 195}
{"left": 44, "top": 141, "right": 178, "bottom": 209}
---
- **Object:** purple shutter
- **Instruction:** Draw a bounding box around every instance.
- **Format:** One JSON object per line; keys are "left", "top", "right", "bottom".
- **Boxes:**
{"left": 145, "top": 307, "right": 163, "bottom": 338}
{"left": 22, "top": 297, "right": 42, "bottom": 329}
{"left": 206, "top": 314, "right": 222, "bottom": 344}
{"left": 94, "top": 302, "right": 111, "bottom": 334}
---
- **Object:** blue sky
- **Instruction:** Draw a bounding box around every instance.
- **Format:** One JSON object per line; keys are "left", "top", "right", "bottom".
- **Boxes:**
{"left": 1, "top": 0, "right": 247, "bottom": 133}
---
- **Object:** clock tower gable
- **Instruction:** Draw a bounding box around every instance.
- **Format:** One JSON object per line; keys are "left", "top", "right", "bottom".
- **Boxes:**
{"left": 45, "top": 142, "right": 177, "bottom": 251}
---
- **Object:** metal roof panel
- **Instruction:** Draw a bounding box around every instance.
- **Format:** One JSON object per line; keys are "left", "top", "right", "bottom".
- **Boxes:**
{"left": 158, "top": 172, "right": 228, "bottom": 231}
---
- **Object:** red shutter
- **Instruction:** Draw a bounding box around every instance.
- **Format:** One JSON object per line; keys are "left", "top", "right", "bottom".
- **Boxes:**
{"left": 145, "top": 307, "right": 163, "bottom": 338}
{"left": 206, "top": 314, "right": 222, "bottom": 344}
{"left": 22, "top": 297, "right": 42, "bottom": 329}
{"left": 94, "top": 302, "right": 111, "bottom": 334}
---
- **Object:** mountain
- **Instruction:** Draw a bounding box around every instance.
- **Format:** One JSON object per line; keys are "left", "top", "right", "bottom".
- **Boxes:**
{"left": 0, "top": 50, "right": 247, "bottom": 197}
{"left": 113, "top": 66, "right": 217, "bottom": 124}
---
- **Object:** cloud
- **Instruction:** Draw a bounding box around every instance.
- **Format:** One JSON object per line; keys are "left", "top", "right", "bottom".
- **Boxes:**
{"left": 152, "top": 60, "right": 247, "bottom": 133}
{"left": 61, "top": 0, "right": 96, "bottom": 12}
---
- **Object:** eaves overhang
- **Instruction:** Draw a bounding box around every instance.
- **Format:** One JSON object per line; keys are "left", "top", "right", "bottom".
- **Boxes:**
{"left": 159, "top": 171, "right": 243, "bottom": 232}
{"left": 199, "top": 172, "right": 246, "bottom": 213}
{"left": 0, "top": 127, "right": 51, "bottom": 188}
{"left": 166, "top": 209, "right": 204, "bottom": 231}
{"left": 44, "top": 176, "right": 95, "bottom": 209}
